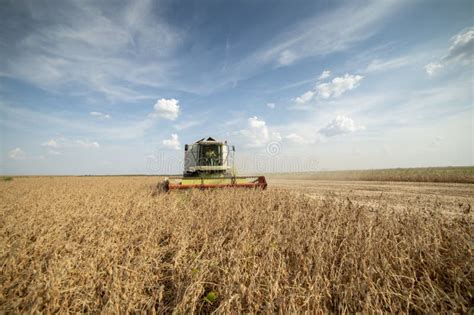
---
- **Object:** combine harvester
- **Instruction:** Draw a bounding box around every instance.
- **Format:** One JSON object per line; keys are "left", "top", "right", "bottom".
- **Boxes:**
{"left": 162, "top": 137, "right": 267, "bottom": 191}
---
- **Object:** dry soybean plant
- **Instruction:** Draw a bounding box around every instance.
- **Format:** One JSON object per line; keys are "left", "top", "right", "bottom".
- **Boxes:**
{"left": 0, "top": 177, "right": 472, "bottom": 313}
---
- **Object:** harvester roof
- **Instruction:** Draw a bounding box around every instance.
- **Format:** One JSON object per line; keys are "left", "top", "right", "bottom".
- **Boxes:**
{"left": 194, "top": 137, "right": 224, "bottom": 145}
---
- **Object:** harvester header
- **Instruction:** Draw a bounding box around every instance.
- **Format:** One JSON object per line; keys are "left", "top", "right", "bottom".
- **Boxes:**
{"left": 162, "top": 137, "right": 267, "bottom": 191}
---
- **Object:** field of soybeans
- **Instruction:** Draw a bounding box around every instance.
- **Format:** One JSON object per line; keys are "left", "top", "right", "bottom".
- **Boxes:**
{"left": 1, "top": 170, "right": 473, "bottom": 313}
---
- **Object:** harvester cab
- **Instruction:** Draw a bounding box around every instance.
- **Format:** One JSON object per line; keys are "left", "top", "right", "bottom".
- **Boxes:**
{"left": 184, "top": 137, "right": 233, "bottom": 177}
{"left": 162, "top": 137, "right": 267, "bottom": 191}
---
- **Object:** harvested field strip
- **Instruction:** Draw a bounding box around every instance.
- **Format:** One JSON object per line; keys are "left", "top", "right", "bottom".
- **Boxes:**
{"left": 266, "top": 166, "right": 474, "bottom": 183}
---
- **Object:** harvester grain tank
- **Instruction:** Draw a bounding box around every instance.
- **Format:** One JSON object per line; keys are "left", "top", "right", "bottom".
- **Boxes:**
{"left": 162, "top": 137, "right": 267, "bottom": 191}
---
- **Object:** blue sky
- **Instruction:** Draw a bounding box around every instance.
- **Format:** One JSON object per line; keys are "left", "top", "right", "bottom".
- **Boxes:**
{"left": 0, "top": 0, "right": 472, "bottom": 175}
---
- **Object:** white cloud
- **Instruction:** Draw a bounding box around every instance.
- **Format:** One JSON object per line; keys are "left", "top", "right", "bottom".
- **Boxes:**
{"left": 294, "top": 73, "right": 363, "bottom": 105}
{"left": 8, "top": 147, "right": 26, "bottom": 160}
{"left": 151, "top": 98, "right": 180, "bottom": 121}
{"left": 319, "top": 115, "right": 365, "bottom": 137}
{"left": 75, "top": 140, "right": 100, "bottom": 149}
{"left": 444, "top": 26, "right": 474, "bottom": 63}
{"left": 41, "top": 137, "right": 99, "bottom": 149}
{"left": 47, "top": 150, "right": 62, "bottom": 155}
{"left": 424, "top": 26, "right": 474, "bottom": 76}
{"left": 266, "top": 103, "right": 276, "bottom": 109}
{"left": 424, "top": 62, "right": 443, "bottom": 76}
{"left": 7, "top": 147, "right": 47, "bottom": 161}
{"left": 317, "top": 74, "right": 364, "bottom": 99}
{"left": 249, "top": 116, "right": 268, "bottom": 137}
{"left": 41, "top": 139, "right": 59, "bottom": 148}
{"left": 240, "top": 116, "right": 273, "bottom": 147}
{"left": 163, "top": 134, "right": 181, "bottom": 150}
{"left": 295, "top": 91, "right": 315, "bottom": 104}
{"left": 318, "top": 70, "right": 331, "bottom": 80}
{"left": 90, "top": 111, "right": 111, "bottom": 119}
